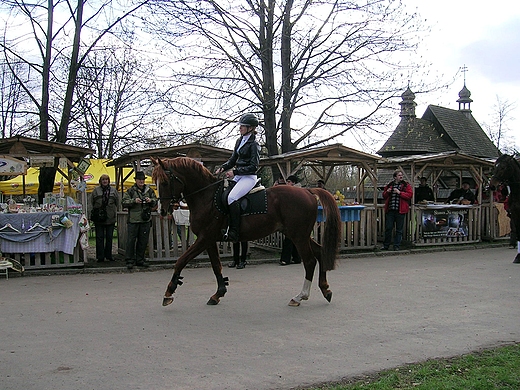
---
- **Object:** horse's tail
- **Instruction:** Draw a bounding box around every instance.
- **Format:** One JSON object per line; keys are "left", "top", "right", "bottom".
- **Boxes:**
{"left": 308, "top": 188, "right": 341, "bottom": 271}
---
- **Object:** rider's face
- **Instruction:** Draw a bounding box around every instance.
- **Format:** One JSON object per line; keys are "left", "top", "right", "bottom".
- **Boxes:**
{"left": 239, "top": 125, "right": 250, "bottom": 136}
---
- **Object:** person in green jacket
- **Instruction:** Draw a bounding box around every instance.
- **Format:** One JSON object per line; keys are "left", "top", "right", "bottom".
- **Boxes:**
{"left": 122, "top": 171, "right": 157, "bottom": 269}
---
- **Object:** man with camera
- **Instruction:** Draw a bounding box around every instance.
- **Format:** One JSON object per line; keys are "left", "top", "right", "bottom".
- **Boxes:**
{"left": 122, "top": 171, "right": 157, "bottom": 269}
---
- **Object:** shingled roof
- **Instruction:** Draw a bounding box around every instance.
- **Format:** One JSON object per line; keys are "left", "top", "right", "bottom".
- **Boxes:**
{"left": 377, "top": 86, "right": 500, "bottom": 159}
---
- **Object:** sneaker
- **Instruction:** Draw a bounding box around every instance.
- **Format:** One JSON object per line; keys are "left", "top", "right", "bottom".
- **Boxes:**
{"left": 381, "top": 246, "right": 389, "bottom": 250}
{"left": 394, "top": 247, "right": 400, "bottom": 251}
{"left": 279, "top": 260, "right": 289, "bottom": 266}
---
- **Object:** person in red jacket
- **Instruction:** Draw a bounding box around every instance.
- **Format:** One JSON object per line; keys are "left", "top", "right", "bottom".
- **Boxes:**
{"left": 382, "top": 170, "right": 413, "bottom": 251}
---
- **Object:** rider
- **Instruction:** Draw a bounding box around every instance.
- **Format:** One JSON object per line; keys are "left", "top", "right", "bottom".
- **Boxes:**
{"left": 215, "top": 113, "right": 261, "bottom": 242}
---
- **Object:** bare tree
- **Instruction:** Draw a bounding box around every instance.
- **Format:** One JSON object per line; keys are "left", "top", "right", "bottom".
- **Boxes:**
{"left": 71, "top": 45, "right": 169, "bottom": 158}
{"left": 147, "top": 0, "right": 431, "bottom": 157}
{"left": 0, "top": 59, "right": 26, "bottom": 138}
{"left": 0, "top": 0, "right": 151, "bottom": 200}
{"left": 483, "top": 96, "right": 517, "bottom": 155}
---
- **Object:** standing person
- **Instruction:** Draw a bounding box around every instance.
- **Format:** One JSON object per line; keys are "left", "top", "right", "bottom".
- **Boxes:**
{"left": 382, "top": 170, "right": 413, "bottom": 251}
{"left": 279, "top": 175, "right": 301, "bottom": 265}
{"left": 415, "top": 176, "right": 435, "bottom": 203}
{"left": 90, "top": 174, "right": 119, "bottom": 263}
{"left": 229, "top": 241, "right": 249, "bottom": 269}
{"left": 215, "top": 113, "right": 261, "bottom": 242}
{"left": 122, "top": 171, "right": 158, "bottom": 269}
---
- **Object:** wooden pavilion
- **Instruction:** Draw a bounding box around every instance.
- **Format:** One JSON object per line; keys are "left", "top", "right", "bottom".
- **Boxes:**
{"left": 259, "top": 144, "right": 381, "bottom": 250}
{"left": 107, "top": 143, "right": 233, "bottom": 262}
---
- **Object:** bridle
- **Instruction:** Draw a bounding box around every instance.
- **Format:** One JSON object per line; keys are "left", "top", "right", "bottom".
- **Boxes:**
{"left": 157, "top": 169, "right": 224, "bottom": 216}
{"left": 157, "top": 170, "right": 185, "bottom": 217}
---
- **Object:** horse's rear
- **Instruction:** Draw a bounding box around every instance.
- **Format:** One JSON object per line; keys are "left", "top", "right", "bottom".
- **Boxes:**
{"left": 240, "top": 185, "right": 341, "bottom": 305}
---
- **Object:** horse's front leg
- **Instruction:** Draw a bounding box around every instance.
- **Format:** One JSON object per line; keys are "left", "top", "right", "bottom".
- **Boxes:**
{"left": 288, "top": 241, "right": 317, "bottom": 307}
{"left": 205, "top": 242, "right": 229, "bottom": 305}
{"left": 163, "top": 239, "right": 208, "bottom": 306}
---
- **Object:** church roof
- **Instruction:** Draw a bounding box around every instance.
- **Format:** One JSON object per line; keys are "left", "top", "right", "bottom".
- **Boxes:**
{"left": 424, "top": 105, "right": 499, "bottom": 158}
{"left": 377, "top": 87, "right": 500, "bottom": 159}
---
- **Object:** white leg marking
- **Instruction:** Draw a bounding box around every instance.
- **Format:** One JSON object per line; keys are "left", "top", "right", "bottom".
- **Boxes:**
{"left": 292, "top": 278, "right": 312, "bottom": 303}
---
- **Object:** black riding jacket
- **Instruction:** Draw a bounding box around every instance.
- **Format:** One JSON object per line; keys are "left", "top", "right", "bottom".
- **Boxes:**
{"left": 221, "top": 133, "right": 260, "bottom": 176}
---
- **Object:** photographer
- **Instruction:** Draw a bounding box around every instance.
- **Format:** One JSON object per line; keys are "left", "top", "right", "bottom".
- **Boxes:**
{"left": 122, "top": 171, "right": 157, "bottom": 269}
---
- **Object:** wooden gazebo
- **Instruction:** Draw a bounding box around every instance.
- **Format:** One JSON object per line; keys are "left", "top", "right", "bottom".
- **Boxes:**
{"left": 107, "top": 142, "right": 233, "bottom": 195}
{"left": 259, "top": 144, "right": 381, "bottom": 250}
{"left": 107, "top": 143, "right": 233, "bottom": 262}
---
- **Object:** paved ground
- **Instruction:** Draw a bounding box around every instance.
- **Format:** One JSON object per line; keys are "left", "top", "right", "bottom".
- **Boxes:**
{"left": 1, "top": 245, "right": 519, "bottom": 390}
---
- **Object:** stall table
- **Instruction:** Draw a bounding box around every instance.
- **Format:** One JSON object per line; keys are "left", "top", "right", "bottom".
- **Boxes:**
{"left": 0, "top": 213, "right": 82, "bottom": 269}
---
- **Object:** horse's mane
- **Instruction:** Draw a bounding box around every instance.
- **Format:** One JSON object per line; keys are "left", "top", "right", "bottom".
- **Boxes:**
{"left": 152, "top": 157, "right": 215, "bottom": 183}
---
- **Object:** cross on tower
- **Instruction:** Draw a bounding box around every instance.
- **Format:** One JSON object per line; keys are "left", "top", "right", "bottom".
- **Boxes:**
{"left": 461, "top": 65, "right": 468, "bottom": 84}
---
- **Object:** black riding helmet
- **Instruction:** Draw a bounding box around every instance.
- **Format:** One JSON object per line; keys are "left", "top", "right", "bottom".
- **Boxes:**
{"left": 238, "top": 113, "right": 259, "bottom": 128}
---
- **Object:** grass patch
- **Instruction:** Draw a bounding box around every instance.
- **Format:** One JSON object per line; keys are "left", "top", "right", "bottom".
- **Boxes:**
{"left": 310, "top": 343, "right": 520, "bottom": 390}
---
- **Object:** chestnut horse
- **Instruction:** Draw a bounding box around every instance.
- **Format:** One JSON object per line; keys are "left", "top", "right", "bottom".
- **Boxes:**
{"left": 489, "top": 154, "right": 520, "bottom": 263}
{"left": 151, "top": 157, "right": 341, "bottom": 307}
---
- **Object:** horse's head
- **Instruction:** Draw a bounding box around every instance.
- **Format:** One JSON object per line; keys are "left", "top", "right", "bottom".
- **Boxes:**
{"left": 151, "top": 157, "right": 186, "bottom": 217}
{"left": 489, "top": 154, "right": 516, "bottom": 190}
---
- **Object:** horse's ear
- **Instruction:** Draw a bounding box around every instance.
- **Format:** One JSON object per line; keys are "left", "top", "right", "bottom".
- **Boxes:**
{"left": 150, "top": 156, "right": 158, "bottom": 165}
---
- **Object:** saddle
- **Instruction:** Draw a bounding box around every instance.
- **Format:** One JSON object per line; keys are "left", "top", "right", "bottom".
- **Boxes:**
{"left": 214, "top": 179, "right": 268, "bottom": 216}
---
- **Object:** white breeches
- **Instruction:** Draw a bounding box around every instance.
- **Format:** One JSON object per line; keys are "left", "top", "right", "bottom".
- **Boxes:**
{"left": 228, "top": 175, "right": 257, "bottom": 204}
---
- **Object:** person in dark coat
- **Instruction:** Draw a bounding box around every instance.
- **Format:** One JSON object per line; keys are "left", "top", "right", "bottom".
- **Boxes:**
{"left": 415, "top": 177, "right": 434, "bottom": 203}
{"left": 90, "top": 174, "right": 119, "bottom": 263}
{"left": 447, "top": 181, "right": 475, "bottom": 204}
{"left": 279, "top": 175, "right": 301, "bottom": 265}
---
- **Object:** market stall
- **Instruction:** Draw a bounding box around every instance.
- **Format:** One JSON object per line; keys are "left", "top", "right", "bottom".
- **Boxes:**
{"left": 0, "top": 136, "right": 94, "bottom": 269}
{"left": 377, "top": 151, "right": 496, "bottom": 247}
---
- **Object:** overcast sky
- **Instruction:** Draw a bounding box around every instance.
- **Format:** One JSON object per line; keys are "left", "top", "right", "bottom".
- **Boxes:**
{"left": 400, "top": 0, "right": 519, "bottom": 151}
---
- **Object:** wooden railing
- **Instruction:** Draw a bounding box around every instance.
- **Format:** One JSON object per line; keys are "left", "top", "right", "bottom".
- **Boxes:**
{"left": 117, "top": 212, "right": 232, "bottom": 263}
{"left": 115, "top": 203, "right": 512, "bottom": 264}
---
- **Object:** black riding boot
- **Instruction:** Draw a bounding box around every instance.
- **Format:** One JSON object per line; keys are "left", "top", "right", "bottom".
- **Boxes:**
{"left": 236, "top": 241, "right": 248, "bottom": 269}
{"left": 228, "top": 242, "right": 240, "bottom": 267}
{"left": 222, "top": 201, "right": 241, "bottom": 242}
{"left": 236, "top": 253, "right": 247, "bottom": 269}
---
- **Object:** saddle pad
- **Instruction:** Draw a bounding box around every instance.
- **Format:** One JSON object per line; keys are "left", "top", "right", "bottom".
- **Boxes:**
{"left": 214, "top": 182, "right": 268, "bottom": 216}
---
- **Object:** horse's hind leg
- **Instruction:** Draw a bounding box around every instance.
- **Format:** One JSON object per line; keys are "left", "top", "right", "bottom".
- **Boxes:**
{"left": 288, "top": 240, "right": 317, "bottom": 307}
{"left": 206, "top": 243, "right": 228, "bottom": 305}
{"left": 311, "top": 239, "right": 332, "bottom": 302}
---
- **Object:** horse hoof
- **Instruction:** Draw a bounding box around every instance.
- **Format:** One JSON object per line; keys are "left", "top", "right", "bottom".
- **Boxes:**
{"left": 207, "top": 297, "right": 220, "bottom": 305}
{"left": 324, "top": 291, "right": 332, "bottom": 302}
{"left": 162, "top": 296, "right": 174, "bottom": 306}
{"left": 288, "top": 299, "right": 300, "bottom": 307}
{"left": 513, "top": 254, "right": 520, "bottom": 264}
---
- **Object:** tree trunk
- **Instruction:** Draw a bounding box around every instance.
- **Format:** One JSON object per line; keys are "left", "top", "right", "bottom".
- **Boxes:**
{"left": 57, "top": 0, "right": 84, "bottom": 143}
{"left": 280, "top": 0, "right": 294, "bottom": 154}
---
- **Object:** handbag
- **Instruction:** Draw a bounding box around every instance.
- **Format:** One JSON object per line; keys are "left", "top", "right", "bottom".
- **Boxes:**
{"left": 91, "top": 206, "right": 107, "bottom": 223}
